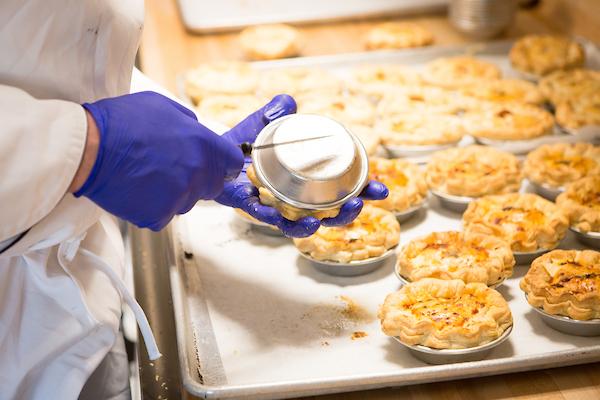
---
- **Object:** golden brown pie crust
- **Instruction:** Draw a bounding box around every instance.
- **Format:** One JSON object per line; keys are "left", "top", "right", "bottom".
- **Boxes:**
{"left": 423, "top": 56, "right": 502, "bottom": 88}
{"left": 556, "top": 176, "right": 600, "bottom": 233}
{"left": 509, "top": 35, "right": 585, "bottom": 76}
{"left": 367, "top": 158, "right": 428, "bottom": 212}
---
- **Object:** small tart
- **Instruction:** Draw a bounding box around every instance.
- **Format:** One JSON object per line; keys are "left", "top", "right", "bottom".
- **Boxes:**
{"left": 422, "top": 56, "right": 502, "bottom": 88}
{"left": 296, "top": 93, "right": 375, "bottom": 126}
{"left": 460, "top": 79, "right": 544, "bottom": 105}
{"left": 240, "top": 24, "right": 300, "bottom": 60}
{"left": 196, "top": 94, "right": 265, "bottom": 128}
{"left": 257, "top": 67, "right": 342, "bottom": 98}
{"left": 463, "top": 103, "right": 554, "bottom": 140}
{"left": 350, "top": 124, "right": 381, "bottom": 156}
{"left": 377, "top": 86, "right": 470, "bottom": 116}
{"left": 348, "top": 64, "right": 422, "bottom": 99}
{"left": 556, "top": 176, "right": 600, "bottom": 233}
{"left": 426, "top": 145, "right": 522, "bottom": 198}
{"left": 378, "top": 113, "right": 465, "bottom": 146}
{"left": 539, "top": 69, "right": 600, "bottom": 105}
{"left": 185, "top": 62, "right": 259, "bottom": 105}
{"left": 509, "top": 35, "right": 585, "bottom": 77}
{"left": 463, "top": 193, "right": 569, "bottom": 253}
{"left": 379, "top": 278, "right": 512, "bottom": 349}
{"left": 520, "top": 249, "right": 600, "bottom": 320}
{"left": 524, "top": 143, "right": 600, "bottom": 189}
{"left": 365, "top": 22, "right": 434, "bottom": 50}
{"left": 555, "top": 92, "right": 600, "bottom": 129}
{"left": 367, "top": 158, "right": 428, "bottom": 213}
{"left": 397, "top": 231, "right": 515, "bottom": 286}
{"left": 293, "top": 205, "right": 400, "bottom": 263}
{"left": 246, "top": 164, "right": 340, "bottom": 221}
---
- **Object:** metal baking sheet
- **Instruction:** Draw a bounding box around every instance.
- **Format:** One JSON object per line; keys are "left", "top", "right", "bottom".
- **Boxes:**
{"left": 171, "top": 40, "right": 600, "bottom": 399}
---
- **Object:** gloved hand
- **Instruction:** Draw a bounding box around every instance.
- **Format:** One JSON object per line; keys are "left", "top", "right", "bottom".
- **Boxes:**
{"left": 215, "top": 95, "right": 389, "bottom": 238}
{"left": 75, "top": 91, "right": 243, "bottom": 231}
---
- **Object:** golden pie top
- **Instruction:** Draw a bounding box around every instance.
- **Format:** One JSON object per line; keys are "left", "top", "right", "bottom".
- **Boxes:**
{"left": 463, "top": 193, "right": 569, "bottom": 252}
{"left": 520, "top": 249, "right": 600, "bottom": 320}
{"left": 461, "top": 79, "right": 544, "bottom": 105}
{"left": 555, "top": 92, "right": 600, "bottom": 130}
{"left": 539, "top": 68, "right": 600, "bottom": 105}
{"left": 556, "top": 176, "right": 600, "bottom": 233}
{"left": 296, "top": 93, "right": 375, "bottom": 126}
{"left": 509, "top": 35, "right": 585, "bottom": 76}
{"left": 239, "top": 24, "right": 300, "bottom": 60}
{"left": 367, "top": 158, "right": 428, "bottom": 212}
{"left": 196, "top": 94, "right": 265, "bottom": 128}
{"left": 423, "top": 56, "right": 502, "bottom": 88}
{"left": 257, "top": 67, "right": 342, "bottom": 98}
{"left": 293, "top": 205, "right": 400, "bottom": 263}
{"left": 379, "top": 278, "right": 512, "bottom": 349}
{"left": 377, "top": 86, "right": 469, "bottom": 116}
{"left": 397, "top": 231, "right": 514, "bottom": 286}
{"left": 524, "top": 143, "right": 600, "bottom": 188}
{"left": 377, "top": 113, "right": 465, "bottom": 146}
{"left": 365, "top": 22, "right": 434, "bottom": 50}
{"left": 426, "top": 145, "right": 522, "bottom": 197}
{"left": 185, "top": 62, "right": 259, "bottom": 104}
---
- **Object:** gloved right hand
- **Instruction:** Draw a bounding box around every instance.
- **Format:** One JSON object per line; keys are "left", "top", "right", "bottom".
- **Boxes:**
{"left": 74, "top": 91, "right": 243, "bottom": 231}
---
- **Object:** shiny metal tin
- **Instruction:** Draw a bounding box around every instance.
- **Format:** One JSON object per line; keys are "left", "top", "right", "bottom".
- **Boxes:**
{"left": 393, "top": 326, "right": 513, "bottom": 364}
{"left": 394, "top": 201, "right": 426, "bottom": 223}
{"left": 394, "top": 268, "right": 506, "bottom": 289}
{"left": 383, "top": 142, "right": 459, "bottom": 159}
{"left": 528, "top": 181, "right": 563, "bottom": 201}
{"left": 251, "top": 114, "right": 369, "bottom": 211}
{"left": 529, "top": 303, "right": 600, "bottom": 337}
{"left": 430, "top": 190, "right": 473, "bottom": 213}
{"left": 513, "top": 248, "right": 552, "bottom": 266}
{"left": 570, "top": 227, "right": 600, "bottom": 249}
{"left": 299, "top": 248, "right": 395, "bottom": 277}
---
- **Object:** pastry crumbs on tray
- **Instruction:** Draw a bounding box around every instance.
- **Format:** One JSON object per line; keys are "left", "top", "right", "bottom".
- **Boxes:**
{"left": 351, "top": 331, "right": 368, "bottom": 340}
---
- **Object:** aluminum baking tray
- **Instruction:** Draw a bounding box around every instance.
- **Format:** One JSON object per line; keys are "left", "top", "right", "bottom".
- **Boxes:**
{"left": 171, "top": 40, "right": 600, "bottom": 399}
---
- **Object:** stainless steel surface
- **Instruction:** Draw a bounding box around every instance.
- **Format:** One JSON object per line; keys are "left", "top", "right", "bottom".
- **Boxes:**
{"left": 529, "top": 181, "right": 563, "bottom": 201}
{"left": 431, "top": 190, "right": 473, "bottom": 213}
{"left": 236, "top": 212, "right": 286, "bottom": 237}
{"left": 393, "top": 326, "right": 513, "bottom": 364}
{"left": 298, "top": 248, "right": 396, "bottom": 277}
{"left": 529, "top": 304, "right": 600, "bottom": 337}
{"left": 513, "top": 247, "right": 552, "bottom": 265}
{"left": 252, "top": 114, "right": 369, "bottom": 210}
{"left": 395, "top": 202, "right": 426, "bottom": 223}
{"left": 449, "top": 0, "right": 516, "bottom": 39}
{"left": 383, "top": 142, "right": 459, "bottom": 159}
{"left": 129, "top": 226, "right": 182, "bottom": 400}
{"left": 570, "top": 227, "right": 600, "bottom": 249}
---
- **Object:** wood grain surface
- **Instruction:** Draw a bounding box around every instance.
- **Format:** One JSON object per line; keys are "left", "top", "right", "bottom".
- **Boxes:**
{"left": 138, "top": 1, "right": 600, "bottom": 398}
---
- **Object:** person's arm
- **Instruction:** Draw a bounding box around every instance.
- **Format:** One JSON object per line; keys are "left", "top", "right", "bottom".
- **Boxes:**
{"left": 0, "top": 84, "right": 87, "bottom": 243}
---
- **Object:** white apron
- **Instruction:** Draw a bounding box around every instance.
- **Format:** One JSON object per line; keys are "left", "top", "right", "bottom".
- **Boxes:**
{"left": 0, "top": 1, "right": 160, "bottom": 399}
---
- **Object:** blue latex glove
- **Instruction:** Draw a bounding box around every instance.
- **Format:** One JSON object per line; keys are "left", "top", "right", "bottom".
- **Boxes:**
{"left": 75, "top": 91, "right": 243, "bottom": 231}
{"left": 215, "top": 94, "right": 389, "bottom": 238}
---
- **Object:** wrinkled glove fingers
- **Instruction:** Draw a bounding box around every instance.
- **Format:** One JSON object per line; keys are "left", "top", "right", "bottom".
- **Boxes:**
{"left": 277, "top": 216, "right": 321, "bottom": 238}
{"left": 242, "top": 198, "right": 283, "bottom": 226}
{"left": 321, "top": 198, "right": 364, "bottom": 227}
{"left": 359, "top": 180, "right": 389, "bottom": 201}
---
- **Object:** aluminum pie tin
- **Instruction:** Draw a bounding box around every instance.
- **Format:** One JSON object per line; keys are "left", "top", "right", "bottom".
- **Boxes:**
{"left": 235, "top": 212, "right": 284, "bottom": 237}
{"left": 430, "top": 190, "right": 474, "bottom": 213}
{"left": 474, "top": 136, "right": 551, "bottom": 155}
{"left": 383, "top": 141, "right": 460, "bottom": 159}
{"left": 527, "top": 299, "right": 600, "bottom": 337}
{"left": 394, "top": 268, "right": 506, "bottom": 289}
{"left": 528, "top": 181, "right": 564, "bottom": 201}
{"left": 393, "top": 325, "right": 513, "bottom": 365}
{"left": 251, "top": 114, "right": 369, "bottom": 211}
{"left": 298, "top": 248, "right": 396, "bottom": 277}
{"left": 570, "top": 227, "right": 600, "bottom": 249}
{"left": 513, "top": 247, "right": 553, "bottom": 266}
{"left": 394, "top": 201, "right": 426, "bottom": 223}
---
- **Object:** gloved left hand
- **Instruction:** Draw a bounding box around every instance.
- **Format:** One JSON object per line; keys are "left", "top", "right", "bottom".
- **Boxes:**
{"left": 215, "top": 95, "right": 389, "bottom": 238}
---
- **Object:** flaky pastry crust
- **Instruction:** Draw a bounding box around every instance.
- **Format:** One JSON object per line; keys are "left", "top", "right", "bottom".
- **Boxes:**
{"left": 367, "top": 158, "right": 428, "bottom": 212}
{"left": 257, "top": 67, "right": 341, "bottom": 98}
{"left": 240, "top": 24, "right": 300, "bottom": 60}
{"left": 520, "top": 249, "right": 600, "bottom": 320}
{"left": 463, "top": 193, "right": 569, "bottom": 252}
{"left": 350, "top": 124, "right": 381, "bottom": 156}
{"left": 509, "top": 35, "right": 585, "bottom": 76}
{"left": 185, "top": 62, "right": 259, "bottom": 105}
{"left": 294, "top": 205, "right": 400, "bottom": 263}
{"left": 348, "top": 64, "right": 422, "bottom": 99}
{"left": 247, "top": 164, "right": 340, "bottom": 221}
{"left": 556, "top": 176, "right": 600, "bottom": 233}
{"left": 539, "top": 69, "right": 600, "bottom": 105}
{"left": 376, "top": 86, "right": 470, "bottom": 116}
{"left": 296, "top": 93, "right": 375, "bottom": 126}
{"left": 524, "top": 143, "right": 600, "bottom": 189}
{"left": 365, "top": 22, "right": 434, "bottom": 50}
{"left": 460, "top": 79, "right": 544, "bottom": 105}
{"left": 397, "top": 231, "right": 514, "bottom": 286}
{"left": 426, "top": 145, "right": 522, "bottom": 197}
{"left": 196, "top": 94, "right": 265, "bottom": 128}
{"left": 378, "top": 113, "right": 465, "bottom": 146}
{"left": 555, "top": 92, "right": 600, "bottom": 130}
{"left": 422, "top": 56, "right": 502, "bottom": 88}
{"left": 379, "top": 278, "right": 512, "bottom": 349}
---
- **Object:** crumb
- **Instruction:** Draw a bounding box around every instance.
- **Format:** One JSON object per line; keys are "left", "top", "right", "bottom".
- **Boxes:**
{"left": 184, "top": 251, "right": 194, "bottom": 260}
{"left": 351, "top": 331, "right": 368, "bottom": 340}
{"left": 321, "top": 341, "right": 330, "bottom": 346}
{"left": 338, "top": 295, "right": 375, "bottom": 323}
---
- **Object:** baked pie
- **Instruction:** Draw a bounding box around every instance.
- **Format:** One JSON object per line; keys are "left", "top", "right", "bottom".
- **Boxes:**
{"left": 296, "top": 93, "right": 375, "bottom": 126}
{"left": 463, "top": 193, "right": 569, "bottom": 253}
{"left": 378, "top": 113, "right": 465, "bottom": 147}
{"left": 426, "top": 145, "right": 522, "bottom": 198}
{"left": 367, "top": 158, "right": 428, "bottom": 213}
{"left": 239, "top": 24, "right": 300, "bottom": 60}
{"left": 463, "top": 103, "right": 554, "bottom": 141}
{"left": 365, "top": 22, "right": 434, "bottom": 50}
{"left": 257, "top": 67, "right": 342, "bottom": 98}
{"left": 520, "top": 249, "right": 600, "bottom": 320}
{"left": 555, "top": 92, "right": 600, "bottom": 130}
{"left": 460, "top": 79, "right": 544, "bottom": 105}
{"left": 185, "top": 62, "right": 259, "bottom": 105}
{"left": 293, "top": 205, "right": 400, "bottom": 263}
{"left": 397, "top": 231, "right": 514, "bottom": 286}
{"left": 539, "top": 69, "right": 600, "bottom": 105}
{"left": 556, "top": 176, "right": 600, "bottom": 234}
{"left": 349, "top": 64, "right": 421, "bottom": 99}
{"left": 524, "top": 143, "right": 600, "bottom": 189}
{"left": 196, "top": 94, "right": 265, "bottom": 128}
{"left": 422, "top": 56, "right": 502, "bottom": 88}
{"left": 509, "top": 35, "right": 585, "bottom": 77}
{"left": 379, "top": 278, "right": 513, "bottom": 349}
{"left": 246, "top": 164, "right": 340, "bottom": 221}
{"left": 376, "top": 86, "right": 469, "bottom": 116}
{"left": 350, "top": 124, "right": 381, "bottom": 156}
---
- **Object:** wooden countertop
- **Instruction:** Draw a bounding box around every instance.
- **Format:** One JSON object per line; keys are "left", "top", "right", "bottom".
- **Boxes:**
{"left": 138, "top": 1, "right": 600, "bottom": 399}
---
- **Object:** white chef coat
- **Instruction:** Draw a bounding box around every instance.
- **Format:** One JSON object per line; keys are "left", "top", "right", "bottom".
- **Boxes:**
{"left": 0, "top": 1, "right": 160, "bottom": 399}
